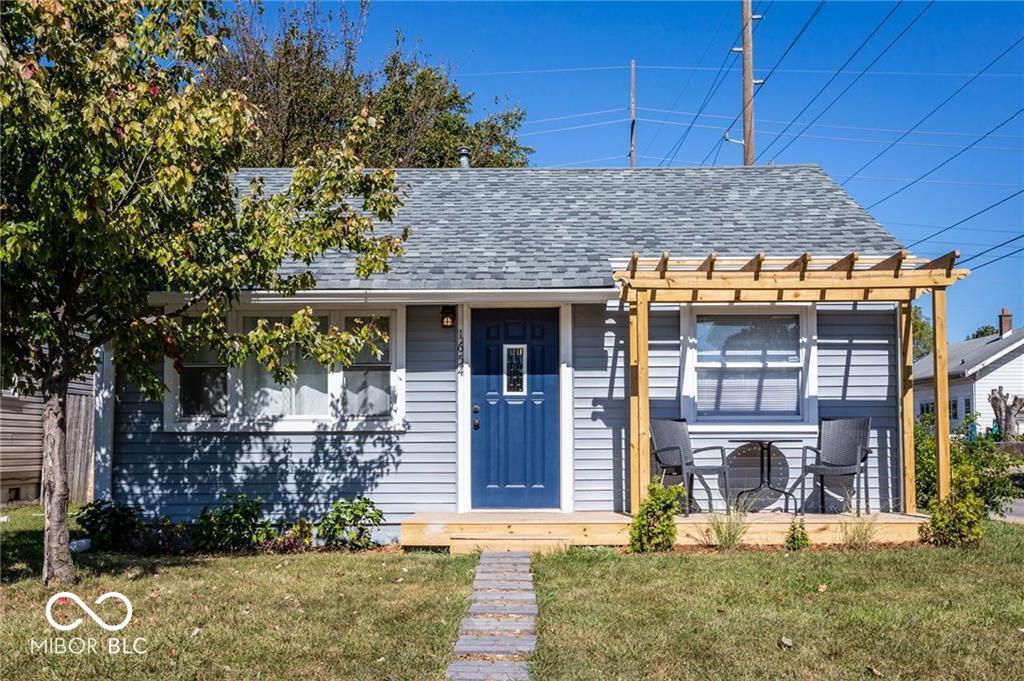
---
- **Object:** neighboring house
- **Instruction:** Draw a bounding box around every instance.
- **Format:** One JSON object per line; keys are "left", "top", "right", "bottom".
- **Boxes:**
{"left": 913, "top": 308, "right": 1023, "bottom": 434}
{"left": 94, "top": 164, "right": 926, "bottom": 539}
{"left": 1, "top": 377, "right": 96, "bottom": 503}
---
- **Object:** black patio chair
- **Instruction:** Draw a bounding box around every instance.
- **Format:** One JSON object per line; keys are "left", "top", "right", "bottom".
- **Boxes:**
{"left": 650, "top": 419, "right": 732, "bottom": 516}
{"left": 795, "top": 417, "right": 872, "bottom": 516}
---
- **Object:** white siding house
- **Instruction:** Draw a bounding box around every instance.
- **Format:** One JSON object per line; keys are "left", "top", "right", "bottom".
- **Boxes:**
{"left": 913, "top": 308, "right": 1024, "bottom": 435}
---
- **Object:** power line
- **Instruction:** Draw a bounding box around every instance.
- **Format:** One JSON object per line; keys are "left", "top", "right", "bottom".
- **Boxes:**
{"left": 765, "top": 1, "right": 935, "bottom": 161}
{"left": 637, "top": 64, "right": 1024, "bottom": 78}
{"left": 970, "top": 246, "right": 1024, "bottom": 271}
{"left": 517, "top": 119, "right": 630, "bottom": 137}
{"left": 522, "top": 108, "right": 626, "bottom": 126}
{"left": 457, "top": 65, "right": 626, "bottom": 76}
{"left": 637, "top": 107, "right": 1024, "bottom": 139}
{"left": 841, "top": 33, "right": 1024, "bottom": 185}
{"left": 719, "top": 0, "right": 829, "bottom": 141}
{"left": 543, "top": 155, "right": 628, "bottom": 168}
{"left": 958, "top": 233, "right": 1024, "bottom": 265}
{"left": 865, "top": 107, "right": 1024, "bottom": 209}
{"left": 886, "top": 220, "right": 1022, "bottom": 232}
{"left": 641, "top": 6, "right": 732, "bottom": 155}
{"left": 756, "top": 1, "right": 903, "bottom": 161}
{"left": 659, "top": 1, "right": 771, "bottom": 167}
{"left": 833, "top": 175, "right": 1022, "bottom": 189}
{"left": 906, "top": 190, "right": 1024, "bottom": 247}
{"left": 636, "top": 117, "right": 1024, "bottom": 151}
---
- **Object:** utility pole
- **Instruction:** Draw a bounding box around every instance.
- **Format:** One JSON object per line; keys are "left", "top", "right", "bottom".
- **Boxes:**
{"left": 629, "top": 59, "right": 637, "bottom": 167}
{"left": 741, "top": 0, "right": 755, "bottom": 165}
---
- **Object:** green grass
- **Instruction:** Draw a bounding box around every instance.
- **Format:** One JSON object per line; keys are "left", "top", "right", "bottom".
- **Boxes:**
{"left": 532, "top": 522, "right": 1024, "bottom": 681}
{"left": 0, "top": 505, "right": 474, "bottom": 680}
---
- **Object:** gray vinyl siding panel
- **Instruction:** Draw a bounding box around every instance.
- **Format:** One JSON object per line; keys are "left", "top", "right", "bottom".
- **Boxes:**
{"left": 571, "top": 304, "right": 902, "bottom": 513}
{"left": 112, "top": 305, "right": 458, "bottom": 538}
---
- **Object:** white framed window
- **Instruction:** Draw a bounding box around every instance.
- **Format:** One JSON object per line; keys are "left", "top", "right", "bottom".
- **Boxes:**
{"left": 164, "top": 305, "right": 406, "bottom": 433}
{"left": 964, "top": 397, "right": 972, "bottom": 416}
{"left": 502, "top": 344, "right": 527, "bottom": 395}
{"left": 920, "top": 401, "right": 935, "bottom": 416}
{"left": 681, "top": 304, "right": 817, "bottom": 425}
{"left": 949, "top": 399, "right": 959, "bottom": 420}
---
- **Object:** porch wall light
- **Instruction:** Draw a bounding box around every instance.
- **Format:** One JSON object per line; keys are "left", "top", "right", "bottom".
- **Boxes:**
{"left": 440, "top": 305, "right": 457, "bottom": 328}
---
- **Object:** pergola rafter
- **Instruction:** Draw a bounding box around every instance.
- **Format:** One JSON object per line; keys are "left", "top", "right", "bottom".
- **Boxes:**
{"left": 615, "top": 250, "right": 970, "bottom": 514}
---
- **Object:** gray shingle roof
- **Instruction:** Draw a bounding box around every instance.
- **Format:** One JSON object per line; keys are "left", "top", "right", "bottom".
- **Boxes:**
{"left": 232, "top": 164, "right": 904, "bottom": 290}
{"left": 913, "top": 328, "right": 1024, "bottom": 382}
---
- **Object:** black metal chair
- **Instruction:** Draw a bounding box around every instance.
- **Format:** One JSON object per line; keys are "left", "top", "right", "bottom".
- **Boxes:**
{"left": 795, "top": 417, "right": 872, "bottom": 516}
{"left": 650, "top": 419, "right": 732, "bottom": 516}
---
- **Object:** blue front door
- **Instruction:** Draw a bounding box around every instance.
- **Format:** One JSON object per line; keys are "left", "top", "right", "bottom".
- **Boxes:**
{"left": 471, "top": 308, "right": 560, "bottom": 509}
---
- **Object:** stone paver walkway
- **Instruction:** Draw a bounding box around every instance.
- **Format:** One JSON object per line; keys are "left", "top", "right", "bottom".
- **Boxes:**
{"left": 446, "top": 551, "right": 536, "bottom": 681}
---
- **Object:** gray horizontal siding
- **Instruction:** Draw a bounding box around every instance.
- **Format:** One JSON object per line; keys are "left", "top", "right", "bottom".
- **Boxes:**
{"left": 112, "top": 305, "right": 458, "bottom": 538}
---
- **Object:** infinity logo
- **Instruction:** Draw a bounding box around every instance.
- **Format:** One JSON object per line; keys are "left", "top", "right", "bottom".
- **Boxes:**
{"left": 45, "top": 592, "right": 133, "bottom": 632}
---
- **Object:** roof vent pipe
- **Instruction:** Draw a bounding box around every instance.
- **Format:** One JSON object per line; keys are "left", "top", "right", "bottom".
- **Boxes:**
{"left": 999, "top": 307, "right": 1013, "bottom": 338}
{"left": 457, "top": 147, "right": 471, "bottom": 169}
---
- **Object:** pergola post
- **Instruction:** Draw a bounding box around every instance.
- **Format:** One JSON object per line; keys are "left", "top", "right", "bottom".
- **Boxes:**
{"left": 628, "top": 291, "right": 652, "bottom": 512}
{"left": 628, "top": 300, "right": 640, "bottom": 512}
{"left": 899, "top": 301, "right": 917, "bottom": 513}
{"left": 931, "top": 289, "right": 952, "bottom": 499}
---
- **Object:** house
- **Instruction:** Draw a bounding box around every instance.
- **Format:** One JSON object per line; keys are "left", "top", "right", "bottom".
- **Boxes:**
{"left": 92, "top": 164, "right": 966, "bottom": 545}
{"left": 913, "top": 308, "right": 1023, "bottom": 434}
{"left": 1, "top": 377, "right": 96, "bottom": 504}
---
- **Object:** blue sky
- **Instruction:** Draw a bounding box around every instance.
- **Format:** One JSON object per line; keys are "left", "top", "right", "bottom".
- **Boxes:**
{"left": 278, "top": 1, "right": 1022, "bottom": 341}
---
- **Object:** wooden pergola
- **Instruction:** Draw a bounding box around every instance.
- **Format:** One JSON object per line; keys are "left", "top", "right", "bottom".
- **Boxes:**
{"left": 613, "top": 250, "right": 970, "bottom": 513}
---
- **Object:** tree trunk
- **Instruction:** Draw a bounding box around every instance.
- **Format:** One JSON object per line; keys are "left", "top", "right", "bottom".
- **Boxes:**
{"left": 41, "top": 388, "right": 75, "bottom": 586}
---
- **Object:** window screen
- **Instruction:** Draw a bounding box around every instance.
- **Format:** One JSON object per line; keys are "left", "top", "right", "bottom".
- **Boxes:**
{"left": 695, "top": 314, "right": 801, "bottom": 417}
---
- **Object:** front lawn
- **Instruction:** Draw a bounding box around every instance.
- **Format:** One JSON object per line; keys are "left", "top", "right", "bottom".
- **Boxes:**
{"left": 532, "top": 522, "right": 1024, "bottom": 680}
{"left": 0, "top": 505, "right": 474, "bottom": 680}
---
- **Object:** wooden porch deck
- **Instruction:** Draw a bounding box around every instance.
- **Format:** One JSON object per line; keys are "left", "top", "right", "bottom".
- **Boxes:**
{"left": 400, "top": 511, "right": 928, "bottom": 554}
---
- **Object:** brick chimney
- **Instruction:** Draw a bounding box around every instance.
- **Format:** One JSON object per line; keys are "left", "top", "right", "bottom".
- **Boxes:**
{"left": 999, "top": 307, "right": 1013, "bottom": 338}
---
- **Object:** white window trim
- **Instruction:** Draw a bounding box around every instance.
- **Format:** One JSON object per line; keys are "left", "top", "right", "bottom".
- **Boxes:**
{"left": 502, "top": 344, "right": 528, "bottom": 395}
{"left": 163, "top": 304, "right": 406, "bottom": 433}
{"left": 680, "top": 303, "right": 818, "bottom": 428}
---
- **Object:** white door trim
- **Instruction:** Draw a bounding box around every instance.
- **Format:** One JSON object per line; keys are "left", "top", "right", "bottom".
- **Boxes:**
{"left": 456, "top": 303, "right": 574, "bottom": 513}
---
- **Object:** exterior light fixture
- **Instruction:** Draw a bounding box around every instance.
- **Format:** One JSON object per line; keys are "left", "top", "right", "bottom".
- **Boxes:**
{"left": 440, "top": 305, "right": 456, "bottom": 328}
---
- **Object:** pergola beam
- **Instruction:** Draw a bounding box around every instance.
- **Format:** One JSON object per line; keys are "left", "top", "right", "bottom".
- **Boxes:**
{"left": 618, "top": 250, "right": 966, "bottom": 511}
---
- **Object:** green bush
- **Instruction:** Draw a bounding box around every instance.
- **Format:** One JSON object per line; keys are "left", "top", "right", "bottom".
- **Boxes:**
{"left": 785, "top": 518, "right": 810, "bottom": 551}
{"left": 628, "top": 483, "right": 685, "bottom": 553}
{"left": 317, "top": 497, "right": 384, "bottom": 550}
{"left": 134, "top": 517, "right": 192, "bottom": 555}
{"left": 915, "top": 414, "right": 1019, "bottom": 515}
{"left": 194, "top": 493, "right": 274, "bottom": 552}
{"left": 73, "top": 500, "right": 143, "bottom": 550}
{"left": 920, "top": 465, "right": 986, "bottom": 547}
{"left": 263, "top": 517, "right": 315, "bottom": 554}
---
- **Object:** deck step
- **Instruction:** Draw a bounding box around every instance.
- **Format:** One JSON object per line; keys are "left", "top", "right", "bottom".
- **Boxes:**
{"left": 449, "top": 535, "right": 572, "bottom": 555}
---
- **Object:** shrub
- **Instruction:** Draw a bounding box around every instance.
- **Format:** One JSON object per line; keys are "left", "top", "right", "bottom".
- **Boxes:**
{"left": 317, "top": 497, "right": 384, "bottom": 550}
{"left": 628, "top": 483, "right": 685, "bottom": 553}
{"left": 920, "top": 465, "right": 986, "bottom": 547}
{"left": 915, "top": 414, "right": 1020, "bottom": 515}
{"left": 703, "top": 505, "right": 749, "bottom": 551}
{"left": 194, "top": 493, "right": 274, "bottom": 552}
{"left": 838, "top": 515, "right": 877, "bottom": 550}
{"left": 73, "top": 500, "right": 143, "bottom": 550}
{"left": 135, "top": 517, "right": 192, "bottom": 555}
{"left": 263, "top": 517, "right": 315, "bottom": 554}
{"left": 785, "top": 518, "right": 810, "bottom": 551}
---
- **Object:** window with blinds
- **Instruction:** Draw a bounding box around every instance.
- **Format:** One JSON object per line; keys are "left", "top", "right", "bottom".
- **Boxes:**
{"left": 695, "top": 314, "right": 802, "bottom": 417}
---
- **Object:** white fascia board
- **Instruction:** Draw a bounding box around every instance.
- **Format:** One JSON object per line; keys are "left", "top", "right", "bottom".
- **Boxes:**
{"left": 963, "top": 336, "right": 1024, "bottom": 379}
{"left": 149, "top": 287, "right": 620, "bottom": 306}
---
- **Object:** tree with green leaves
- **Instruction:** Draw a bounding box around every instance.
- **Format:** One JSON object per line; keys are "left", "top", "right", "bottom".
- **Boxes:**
{"left": 967, "top": 324, "right": 998, "bottom": 340}
{"left": 207, "top": 3, "right": 532, "bottom": 168}
{"left": 1, "top": 0, "right": 404, "bottom": 585}
{"left": 912, "top": 304, "right": 934, "bottom": 360}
